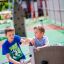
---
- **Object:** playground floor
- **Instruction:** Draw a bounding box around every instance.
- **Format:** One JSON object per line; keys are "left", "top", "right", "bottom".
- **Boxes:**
{"left": 0, "top": 17, "right": 64, "bottom": 64}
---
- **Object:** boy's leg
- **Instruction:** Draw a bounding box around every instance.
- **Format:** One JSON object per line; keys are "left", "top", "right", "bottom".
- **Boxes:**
{"left": 20, "top": 58, "right": 31, "bottom": 64}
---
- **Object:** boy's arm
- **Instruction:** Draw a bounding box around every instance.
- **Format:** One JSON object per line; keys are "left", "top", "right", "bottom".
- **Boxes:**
{"left": 36, "top": 37, "right": 49, "bottom": 51}
{"left": 20, "top": 38, "right": 31, "bottom": 45}
{"left": 35, "top": 45, "right": 48, "bottom": 51}
{"left": 6, "top": 53, "right": 20, "bottom": 64}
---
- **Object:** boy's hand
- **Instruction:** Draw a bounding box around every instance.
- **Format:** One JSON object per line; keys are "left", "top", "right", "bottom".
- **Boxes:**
{"left": 25, "top": 38, "right": 31, "bottom": 43}
{"left": 21, "top": 38, "right": 31, "bottom": 45}
{"left": 30, "top": 39, "right": 35, "bottom": 45}
{"left": 36, "top": 47, "right": 40, "bottom": 51}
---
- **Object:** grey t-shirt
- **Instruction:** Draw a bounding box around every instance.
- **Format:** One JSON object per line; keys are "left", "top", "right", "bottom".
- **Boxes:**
{"left": 34, "top": 36, "right": 49, "bottom": 47}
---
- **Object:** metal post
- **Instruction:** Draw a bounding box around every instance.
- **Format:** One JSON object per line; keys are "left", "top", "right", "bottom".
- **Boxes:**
{"left": 58, "top": 0, "right": 62, "bottom": 27}
{"left": 52, "top": 0, "right": 56, "bottom": 24}
{"left": 45, "top": 0, "right": 48, "bottom": 16}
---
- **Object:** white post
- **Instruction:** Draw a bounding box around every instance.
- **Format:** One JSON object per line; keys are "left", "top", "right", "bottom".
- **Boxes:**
{"left": 29, "top": 46, "right": 35, "bottom": 64}
{"left": 34, "top": 2, "right": 38, "bottom": 18}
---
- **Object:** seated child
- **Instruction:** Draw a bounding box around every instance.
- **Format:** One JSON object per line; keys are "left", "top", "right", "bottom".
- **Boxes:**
{"left": 30, "top": 26, "right": 49, "bottom": 50}
{"left": 2, "top": 28, "right": 30, "bottom": 64}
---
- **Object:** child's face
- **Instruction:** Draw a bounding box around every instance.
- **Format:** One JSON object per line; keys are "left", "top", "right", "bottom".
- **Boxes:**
{"left": 34, "top": 29, "right": 44, "bottom": 39}
{"left": 6, "top": 31, "right": 15, "bottom": 42}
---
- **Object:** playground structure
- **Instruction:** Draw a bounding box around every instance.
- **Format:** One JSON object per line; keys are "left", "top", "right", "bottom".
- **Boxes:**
{"left": 45, "top": 0, "right": 64, "bottom": 27}
{"left": 34, "top": 46, "right": 64, "bottom": 64}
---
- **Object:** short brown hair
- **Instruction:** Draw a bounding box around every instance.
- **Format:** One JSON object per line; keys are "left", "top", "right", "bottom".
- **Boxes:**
{"left": 34, "top": 26, "right": 45, "bottom": 33}
{"left": 5, "top": 28, "right": 15, "bottom": 34}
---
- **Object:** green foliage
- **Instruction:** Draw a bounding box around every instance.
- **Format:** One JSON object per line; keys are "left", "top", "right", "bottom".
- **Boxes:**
{"left": 0, "top": 2, "right": 12, "bottom": 11}
{"left": 0, "top": 15, "right": 1, "bottom": 20}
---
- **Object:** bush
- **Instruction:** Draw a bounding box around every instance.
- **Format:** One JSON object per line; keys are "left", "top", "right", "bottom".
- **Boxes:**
{"left": 0, "top": 2, "right": 12, "bottom": 11}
